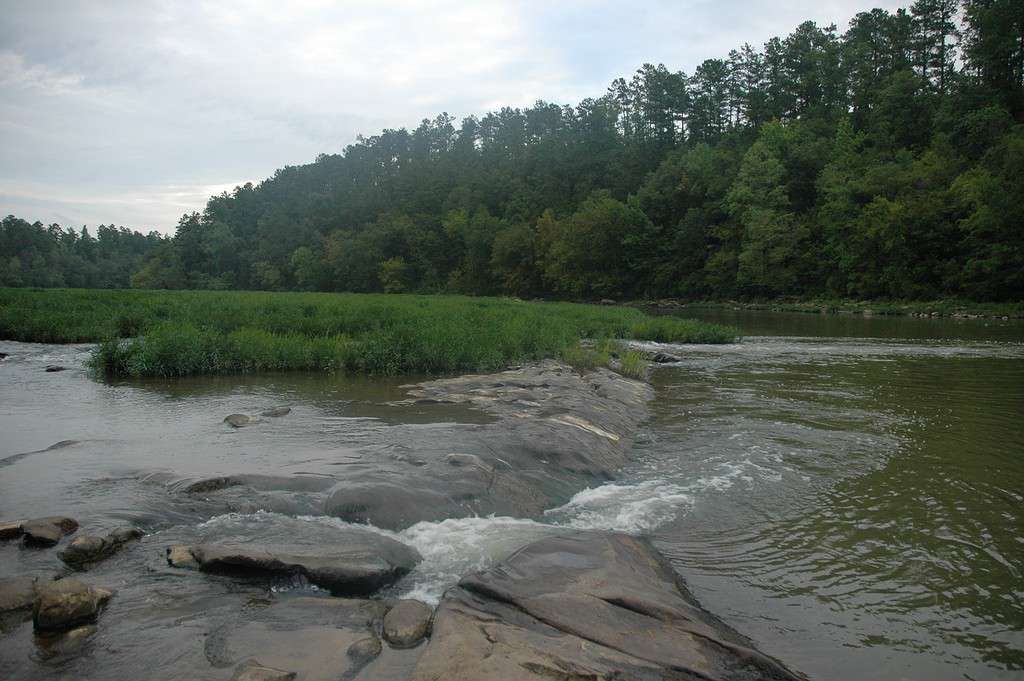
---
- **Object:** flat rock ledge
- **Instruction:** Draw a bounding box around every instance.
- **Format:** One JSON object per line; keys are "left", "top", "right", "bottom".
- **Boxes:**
{"left": 412, "top": 532, "right": 807, "bottom": 681}
{"left": 166, "top": 523, "right": 421, "bottom": 597}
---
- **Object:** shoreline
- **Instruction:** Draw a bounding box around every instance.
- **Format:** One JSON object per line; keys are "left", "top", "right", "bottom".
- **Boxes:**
{"left": 626, "top": 298, "right": 1024, "bottom": 320}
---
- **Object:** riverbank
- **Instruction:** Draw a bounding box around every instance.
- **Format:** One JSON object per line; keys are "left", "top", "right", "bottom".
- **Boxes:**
{"left": 634, "top": 298, "right": 1024, "bottom": 319}
{"left": 0, "top": 288, "right": 736, "bottom": 377}
{"left": 0, "top": 350, "right": 806, "bottom": 680}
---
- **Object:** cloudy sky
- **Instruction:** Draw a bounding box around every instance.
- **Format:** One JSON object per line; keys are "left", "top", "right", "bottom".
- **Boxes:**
{"left": 1, "top": 0, "right": 902, "bottom": 234}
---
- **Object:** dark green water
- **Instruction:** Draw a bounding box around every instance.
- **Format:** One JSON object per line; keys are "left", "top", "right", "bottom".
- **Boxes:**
{"left": 632, "top": 309, "right": 1024, "bottom": 680}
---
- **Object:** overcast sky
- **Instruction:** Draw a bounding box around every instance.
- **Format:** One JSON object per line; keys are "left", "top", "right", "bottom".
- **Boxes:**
{"left": 0, "top": 0, "right": 903, "bottom": 234}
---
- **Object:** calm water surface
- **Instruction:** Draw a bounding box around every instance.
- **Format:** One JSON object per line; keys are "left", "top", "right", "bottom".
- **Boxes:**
{"left": 1, "top": 310, "right": 1021, "bottom": 680}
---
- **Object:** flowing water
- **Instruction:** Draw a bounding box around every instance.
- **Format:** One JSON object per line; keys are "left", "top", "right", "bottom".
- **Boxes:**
{"left": 1, "top": 310, "right": 1022, "bottom": 680}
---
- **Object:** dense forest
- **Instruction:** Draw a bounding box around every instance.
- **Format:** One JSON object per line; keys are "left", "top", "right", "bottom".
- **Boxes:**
{"left": 0, "top": 216, "right": 165, "bottom": 289}
{"left": 4, "top": 0, "right": 1022, "bottom": 301}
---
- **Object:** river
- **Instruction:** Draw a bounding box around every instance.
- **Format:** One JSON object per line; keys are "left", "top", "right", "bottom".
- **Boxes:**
{"left": 1, "top": 309, "right": 1022, "bottom": 680}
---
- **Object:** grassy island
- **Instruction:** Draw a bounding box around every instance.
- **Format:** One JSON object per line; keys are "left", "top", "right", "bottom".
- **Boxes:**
{"left": 0, "top": 288, "right": 736, "bottom": 377}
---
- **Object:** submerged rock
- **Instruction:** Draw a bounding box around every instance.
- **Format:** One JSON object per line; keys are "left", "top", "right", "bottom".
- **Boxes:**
{"left": 21, "top": 516, "right": 78, "bottom": 547}
{"left": 382, "top": 599, "right": 433, "bottom": 648}
{"left": 166, "top": 515, "right": 420, "bottom": 596}
{"left": 230, "top": 660, "right": 297, "bottom": 681}
{"left": 34, "top": 624, "right": 98, "bottom": 659}
{"left": 0, "top": 574, "right": 56, "bottom": 614}
{"left": 260, "top": 406, "right": 291, "bottom": 418}
{"left": 44, "top": 365, "right": 67, "bottom": 372}
{"left": 650, "top": 350, "right": 681, "bottom": 363}
{"left": 412, "top": 532, "right": 806, "bottom": 681}
{"left": 59, "top": 526, "right": 144, "bottom": 569}
{"left": 32, "top": 578, "right": 112, "bottom": 632}
{"left": 224, "top": 413, "right": 256, "bottom": 427}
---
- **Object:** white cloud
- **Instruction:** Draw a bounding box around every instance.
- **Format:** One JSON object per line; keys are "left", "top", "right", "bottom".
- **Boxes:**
{"left": 0, "top": 0, "right": 906, "bottom": 234}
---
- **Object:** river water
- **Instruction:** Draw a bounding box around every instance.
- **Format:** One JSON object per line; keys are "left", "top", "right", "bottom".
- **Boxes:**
{"left": 1, "top": 310, "right": 1022, "bottom": 680}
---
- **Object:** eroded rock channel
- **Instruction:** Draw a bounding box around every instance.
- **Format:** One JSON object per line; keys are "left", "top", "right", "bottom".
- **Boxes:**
{"left": 0, "top": 360, "right": 806, "bottom": 680}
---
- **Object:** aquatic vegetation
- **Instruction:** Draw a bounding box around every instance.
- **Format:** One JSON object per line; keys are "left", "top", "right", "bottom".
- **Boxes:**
{"left": 0, "top": 288, "right": 737, "bottom": 377}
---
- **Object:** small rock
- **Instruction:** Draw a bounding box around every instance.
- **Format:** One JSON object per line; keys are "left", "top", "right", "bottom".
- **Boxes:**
{"left": 0, "top": 352, "right": 8, "bottom": 359}
{"left": 33, "top": 578, "right": 112, "bottom": 632}
{"left": 0, "top": 520, "right": 23, "bottom": 540}
{"left": 44, "top": 365, "right": 67, "bottom": 372}
{"left": 230, "top": 660, "right": 297, "bottom": 681}
{"left": 22, "top": 517, "right": 78, "bottom": 547}
{"left": 224, "top": 414, "right": 256, "bottom": 427}
{"left": 599, "top": 298, "right": 616, "bottom": 305}
{"left": 650, "top": 352, "right": 680, "bottom": 363}
{"left": 445, "top": 453, "right": 490, "bottom": 471}
{"left": 34, "top": 624, "right": 97, "bottom": 659}
{"left": 166, "top": 544, "right": 199, "bottom": 569}
{"left": 382, "top": 599, "right": 433, "bottom": 648}
{"left": 260, "top": 407, "right": 291, "bottom": 418}
{"left": 59, "top": 526, "right": 143, "bottom": 569}
{"left": 347, "top": 635, "right": 382, "bottom": 662}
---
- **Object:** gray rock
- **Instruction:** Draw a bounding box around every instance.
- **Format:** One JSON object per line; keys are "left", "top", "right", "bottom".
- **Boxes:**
{"left": 346, "top": 634, "right": 383, "bottom": 662}
{"left": 166, "top": 516, "right": 420, "bottom": 596}
{"left": 382, "top": 599, "right": 433, "bottom": 648}
{"left": 224, "top": 413, "right": 256, "bottom": 427}
{"left": 411, "top": 532, "right": 806, "bottom": 681}
{"left": 21, "top": 516, "right": 78, "bottom": 547}
{"left": 650, "top": 351, "right": 681, "bottom": 363}
{"left": 33, "top": 578, "right": 112, "bottom": 632}
{"left": 34, "top": 624, "right": 97, "bottom": 659}
{"left": 323, "top": 361, "right": 653, "bottom": 531}
{"left": 231, "top": 660, "right": 297, "bottom": 681}
{"left": 260, "top": 406, "right": 292, "bottom": 417}
{"left": 0, "top": 574, "right": 55, "bottom": 613}
{"left": 59, "top": 526, "right": 144, "bottom": 569}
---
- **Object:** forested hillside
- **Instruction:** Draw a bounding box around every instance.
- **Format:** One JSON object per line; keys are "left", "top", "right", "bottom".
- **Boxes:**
{"left": 6, "top": 0, "right": 1023, "bottom": 301}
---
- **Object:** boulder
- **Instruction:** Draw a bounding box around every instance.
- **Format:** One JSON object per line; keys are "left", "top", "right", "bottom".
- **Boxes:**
{"left": 411, "top": 532, "right": 806, "bottom": 681}
{"left": 0, "top": 520, "right": 23, "bottom": 540}
{"left": 260, "top": 407, "right": 292, "bottom": 418}
{"left": 21, "top": 516, "right": 78, "bottom": 547}
{"left": 224, "top": 413, "right": 256, "bottom": 427}
{"left": 346, "top": 635, "right": 383, "bottom": 663}
{"left": 231, "top": 660, "right": 297, "bottom": 681}
{"left": 382, "top": 599, "right": 433, "bottom": 648}
{"left": 32, "top": 578, "right": 112, "bottom": 632}
{"left": 59, "top": 526, "right": 144, "bottom": 569}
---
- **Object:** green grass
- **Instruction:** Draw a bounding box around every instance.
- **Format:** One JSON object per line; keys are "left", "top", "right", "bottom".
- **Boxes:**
{"left": 0, "top": 288, "right": 738, "bottom": 378}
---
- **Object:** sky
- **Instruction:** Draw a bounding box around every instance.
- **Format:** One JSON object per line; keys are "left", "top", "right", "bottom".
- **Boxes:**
{"left": 0, "top": 0, "right": 904, "bottom": 235}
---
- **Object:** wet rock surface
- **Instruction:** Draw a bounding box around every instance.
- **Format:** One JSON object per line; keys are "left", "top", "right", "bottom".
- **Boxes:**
{"left": 260, "top": 406, "right": 292, "bottom": 418}
{"left": 21, "top": 517, "right": 78, "bottom": 547}
{"left": 32, "top": 578, "right": 112, "bottom": 632}
{"left": 413, "top": 532, "right": 806, "bottom": 681}
{"left": 322, "top": 360, "right": 653, "bottom": 530}
{"left": 59, "top": 527, "right": 143, "bottom": 569}
{"left": 230, "top": 660, "right": 297, "bottom": 681}
{"left": 166, "top": 515, "right": 420, "bottom": 596}
{"left": 224, "top": 413, "right": 257, "bottom": 427}
{"left": 382, "top": 599, "right": 433, "bottom": 648}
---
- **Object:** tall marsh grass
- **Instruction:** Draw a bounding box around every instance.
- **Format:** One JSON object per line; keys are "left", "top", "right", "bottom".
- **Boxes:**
{"left": 0, "top": 289, "right": 738, "bottom": 377}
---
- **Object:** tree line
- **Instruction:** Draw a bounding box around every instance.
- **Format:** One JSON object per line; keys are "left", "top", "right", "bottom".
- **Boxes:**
{"left": 4, "top": 0, "right": 1023, "bottom": 301}
{"left": 0, "top": 216, "right": 166, "bottom": 289}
